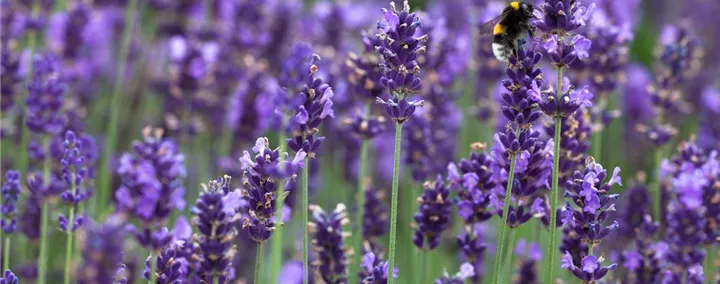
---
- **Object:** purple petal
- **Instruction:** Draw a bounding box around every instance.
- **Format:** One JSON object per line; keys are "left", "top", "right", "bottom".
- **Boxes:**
{"left": 608, "top": 167, "right": 622, "bottom": 186}
{"left": 580, "top": 255, "right": 599, "bottom": 273}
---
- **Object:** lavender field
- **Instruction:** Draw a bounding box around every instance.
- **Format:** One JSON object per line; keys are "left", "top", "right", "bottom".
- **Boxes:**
{"left": 1, "top": 0, "right": 719, "bottom": 283}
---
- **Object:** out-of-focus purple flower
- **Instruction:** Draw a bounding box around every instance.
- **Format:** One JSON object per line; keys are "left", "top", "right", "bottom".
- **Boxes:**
{"left": 360, "top": 251, "right": 398, "bottom": 284}
{"left": 20, "top": 193, "right": 41, "bottom": 240}
{"left": 660, "top": 141, "right": 720, "bottom": 243}
{"left": 194, "top": 176, "right": 238, "bottom": 283}
{"left": 513, "top": 239, "right": 541, "bottom": 284}
{"left": 1, "top": 170, "right": 21, "bottom": 234}
{"left": 77, "top": 215, "right": 129, "bottom": 284}
{"left": 241, "top": 137, "right": 304, "bottom": 243}
{"left": 26, "top": 52, "right": 65, "bottom": 135}
{"left": 279, "top": 261, "right": 303, "bottom": 284}
{"left": 412, "top": 175, "right": 452, "bottom": 250}
{"left": 286, "top": 52, "right": 334, "bottom": 157}
{"left": 434, "top": 262, "right": 475, "bottom": 284}
{"left": 374, "top": 0, "right": 427, "bottom": 124}
{"left": 0, "top": 45, "right": 22, "bottom": 112}
{"left": 346, "top": 31, "right": 387, "bottom": 102}
{"left": 698, "top": 87, "right": 720, "bottom": 150}
{"left": 309, "top": 203, "right": 350, "bottom": 284}
{"left": 362, "top": 186, "right": 389, "bottom": 242}
{"left": 533, "top": 0, "right": 595, "bottom": 34}
{"left": 617, "top": 184, "right": 651, "bottom": 239}
{"left": 620, "top": 215, "right": 661, "bottom": 283}
{"left": 455, "top": 223, "right": 487, "bottom": 283}
{"left": 0, "top": 269, "right": 18, "bottom": 284}
{"left": 344, "top": 109, "right": 387, "bottom": 140}
{"left": 473, "top": 1, "right": 506, "bottom": 121}
{"left": 143, "top": 241, "right": 183, "bottom": 284}
{"left": 115, "top": 127, "right": 186, "bottom": 249}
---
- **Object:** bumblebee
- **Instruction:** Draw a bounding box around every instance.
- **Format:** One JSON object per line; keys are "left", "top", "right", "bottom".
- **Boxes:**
{"left": 480, "top": 1, "right": 535, "bottom": 61}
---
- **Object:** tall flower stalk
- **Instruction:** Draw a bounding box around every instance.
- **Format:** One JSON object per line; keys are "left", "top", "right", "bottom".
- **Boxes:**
{"left": 241, "top": 137, "right": 305, "bottom": 283}
{"left": 25, "top": 52, "right": 68, "bottom": 284}
{"left": 374, "top": 1, "right": 427, "bottom": 282}
{"left": 96, "top": 0, "right": 139, "bottom": 212}
{"left": 533, "top": 0, "right": 595, "bottom": 281}
{"left": 1, "top": 170, "right": 21, "bottom": 272}
{"left": 490, "top": 42, "right": 547, "bottom": 284}
{"left": 285, "top": 48, "right": 335, "bottom": 283}
{"left": 59, "top": 131, "right": 91, "bottom": 284}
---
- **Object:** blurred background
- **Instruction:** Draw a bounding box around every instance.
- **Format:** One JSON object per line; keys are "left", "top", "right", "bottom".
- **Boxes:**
{"left": 1, "top": 0, "right": 720, "bottom": 283}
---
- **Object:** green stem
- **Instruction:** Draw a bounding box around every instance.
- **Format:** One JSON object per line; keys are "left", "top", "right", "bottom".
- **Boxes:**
{"left": 64, "top": 206, "right": 75, "bottom": 284}
{"left": 491, "top": 150, "right": 518, "bottom": 284}
{"left": 652, "top": 149, "right": 663, "bottom": 228}
{"left": 544, "top": 65, "right": 564, "bottom": 284}
{"left": 213, "top": 276, "right": 219, "bottom": 284}
{"left": 302, "top": 156, "right": 309, "bottom": 284}
{"left": 421, "top": 251, "right": 428, "bottom": 284}
{"left": 350, "top": 104, "right": 371, "bottom": 284}
{"left": 15, "top": 0, "right": 41, "bottom": 180}
{"left": 255, "top": 242, "right": 264, "bottom": 284}
{"left": 150, "top": 250, "right": 157, "bottom": 283}
{"left": 96, "top": 0, "right": 139, "bottom": 214}
{"left": 269, "top": 131, "right": 288, "bottom": 284}
{"left": 588, "top": 243, "right": 594, "bottom": 256}
{"left": 38, "top": 137, "right": 51, "bottom": 284}
{"left": 592, "top": 128, "right": 602, "bottom": 163}
{"left": 3, "top": 237, "right": 9, "bottom": 272}
{"left": 503, "top": 229, "right": 517, "bottom": 283}
{"left": 387, "top": 123, "right": 403, "bottom": 284}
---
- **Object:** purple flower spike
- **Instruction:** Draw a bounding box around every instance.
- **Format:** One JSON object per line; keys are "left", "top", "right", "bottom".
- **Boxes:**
{"left": 286, "top": 51, "right": 334, "bottom": 157}
{"left": 309, "top": 204, "right": 350, "bottom": 283}
{"left": 116, "top": 127, "right": 186, "bottom": 249}
{"left": 360, "top": 252, "right": 398, "bottom": 284}
{"left": 513, "top": 240, "right": 541, "bottom": 284}
{"left": 194, "top": 176, "right": 238, "bottom": 283}
{"left": 60, "top": 130, "right": 92, "bottom": 207}
{"left": 77, "top": 215, "right": 129, "bottom": 284}
{"left": 143, "top": 242, "right": 184, "bottom": 284}
{"left": 412, "top": 175, "right": 452, "bottom": 250}
{"left": 241, "top": 137, "right": 303, "bottom": 243}
{"left": 0, "top": 269, "right": 17, "bottom": 284}
{"left": 25, "top": 52, "right": 65, "bottom": 135}
{"left": 1, "top": 170, "right": 21, "bottom": 234}
{"left": 561, "top": 157, "right": 621, "bottom": 278}
{"left": 374, "top": 0, "right": 426, "bottom": 124}
{"left": 534, "top": 0, "right": 594, "bottom": 34}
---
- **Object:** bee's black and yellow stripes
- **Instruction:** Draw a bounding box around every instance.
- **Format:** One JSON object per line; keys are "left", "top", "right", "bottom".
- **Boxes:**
{"left": 510, "top": 1, "right": 520, "bottom": 10}
{"left": 493, "top": 24, "right": 505, "bottom": 35}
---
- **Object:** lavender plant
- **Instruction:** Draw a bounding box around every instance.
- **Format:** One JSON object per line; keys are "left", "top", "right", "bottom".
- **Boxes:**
{"left": 373, "top": 2, "right": 427, "bottom": 282}
{"left": 532, "top": 1, "right": 595, "bottom": 281}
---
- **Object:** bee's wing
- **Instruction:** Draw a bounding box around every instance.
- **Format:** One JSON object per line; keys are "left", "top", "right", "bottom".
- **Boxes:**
{"left": 478, "top": 13, "right": 507, "bottom": 35}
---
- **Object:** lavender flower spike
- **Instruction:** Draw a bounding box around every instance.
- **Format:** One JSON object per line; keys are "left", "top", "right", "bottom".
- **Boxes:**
{"left": 561, "top": 157, "right": 621, "bottom": 282}
{"left": 360, "top": 252, "right": 398, "bottom": 284}
{"left": 374, "top": 0, "right": 427, "bottom": 123}
{"left": 143, "top": 243, "right": 183, "bottom": 284}
{"left": 1, "top": 170, "right": 21, "bottom": 234}
{"left": 26, "top": 52, "right": 65, "bottom": 135}
{"left": 309, "top": 203, "right": 351, "bottom": 284}
{"left": 533, "top": 0, "right": 595, "bottom": 35}
{"left": 286, "top": 53, "right": 334, "bottom": 157}
{"left": 412, "top": 175, "right": 452, "bottom": 250}
{"left": 194, "top": 176, "right": 240, "bottom": 283}
{"left": 77, "top": 215, "right": 129, "bottom": 284}
{"left": 0, "top": 269, "right": 17, "bottom": 284}
{"left": 241, "top": 137, "right": 305, "bottom": 243}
